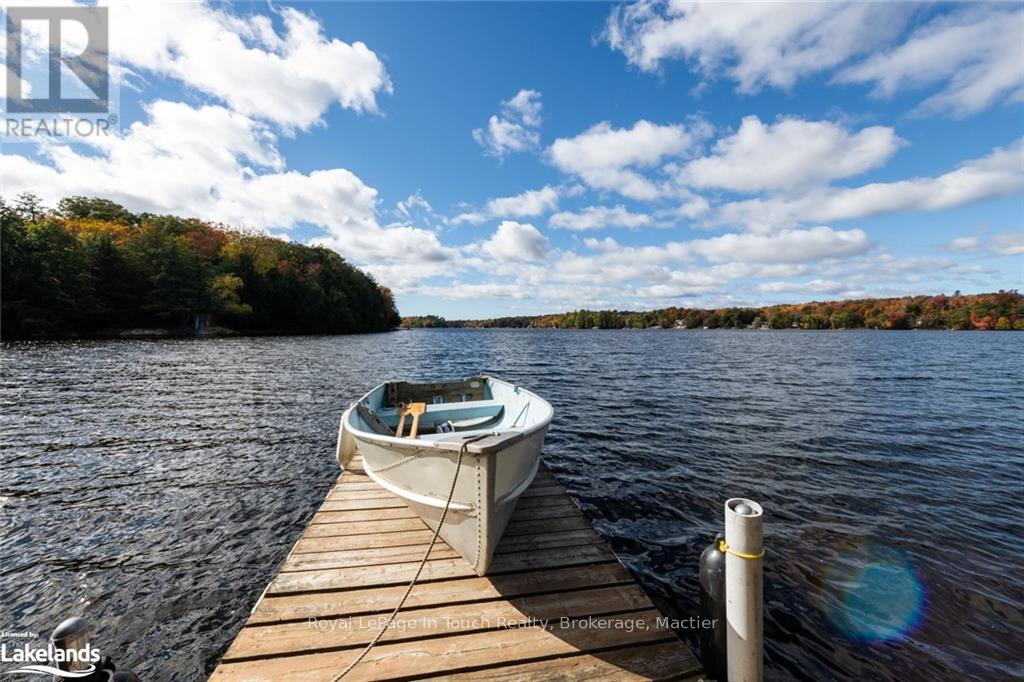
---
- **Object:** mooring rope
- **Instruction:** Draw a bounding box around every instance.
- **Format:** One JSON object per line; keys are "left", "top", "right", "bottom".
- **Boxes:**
{"left": 718, "top": 539, "right": 765, "bottom": 560}
{"left": 365, "top": 447, "right": 429, "bottom": 474}
{"left": 332, "top": 433, "right": 492, "bottom": 680}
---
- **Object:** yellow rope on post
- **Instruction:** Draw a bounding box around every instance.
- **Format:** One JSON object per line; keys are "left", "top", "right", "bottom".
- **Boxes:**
{"left": 718, "top": 539, "right": 765, "bottom": 560}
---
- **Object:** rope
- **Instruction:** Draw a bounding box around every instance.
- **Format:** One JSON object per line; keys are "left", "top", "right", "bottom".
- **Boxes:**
{"left": 366, "top": 447, "right": 429, "bottom": 474}
{"left": 718, "top": 539, "right": 765, "bottom": 560}
{"left": 332, "top": 433, "right": 491, "bottom": 680}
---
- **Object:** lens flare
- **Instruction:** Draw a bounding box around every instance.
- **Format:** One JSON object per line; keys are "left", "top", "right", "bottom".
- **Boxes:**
{"left": 823, "top": 542, "right": 925, "bottom": 642}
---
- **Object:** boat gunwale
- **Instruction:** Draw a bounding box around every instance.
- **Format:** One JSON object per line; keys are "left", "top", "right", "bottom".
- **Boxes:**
{"left": 342, "top": 375, "right": 553, "bottom": 456}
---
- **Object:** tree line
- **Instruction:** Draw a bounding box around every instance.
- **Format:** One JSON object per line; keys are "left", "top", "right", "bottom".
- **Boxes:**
{"left": 404, "top": 291, "right": 1024, "bottom": 331}
{"left": 1, "top": 193, "right": 400, "bottom": 339}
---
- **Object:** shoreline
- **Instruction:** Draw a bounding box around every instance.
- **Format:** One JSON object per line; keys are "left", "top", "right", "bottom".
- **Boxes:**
{"left": 3, "top": 325, "right": 1021, "bottom": 343}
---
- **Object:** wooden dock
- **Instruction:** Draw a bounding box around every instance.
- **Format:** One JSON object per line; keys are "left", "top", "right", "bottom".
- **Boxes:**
{"left": 210, "top": 457, "right": 703, "bottom": 681}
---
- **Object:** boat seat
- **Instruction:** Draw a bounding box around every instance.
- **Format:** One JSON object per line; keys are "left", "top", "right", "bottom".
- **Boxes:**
{"left": 375, "top": 399, "right": 504, "bottom": 431}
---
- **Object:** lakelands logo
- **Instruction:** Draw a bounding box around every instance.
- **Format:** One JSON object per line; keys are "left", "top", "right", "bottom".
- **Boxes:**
{"left": 1, "top": 641, "right": 101, "bottom": 679}
{"left": 2, "top": 5, "right": 119, "bottom": 141}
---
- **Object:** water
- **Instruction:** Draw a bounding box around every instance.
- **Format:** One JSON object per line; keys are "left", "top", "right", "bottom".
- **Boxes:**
{"left": 1, "top": 330, "right": 1022, "bottom": 681}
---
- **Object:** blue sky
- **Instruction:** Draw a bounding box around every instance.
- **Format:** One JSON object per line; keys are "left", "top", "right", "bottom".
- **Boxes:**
{"left": 3, "top": 1, "right": 1022, "bottom": 318}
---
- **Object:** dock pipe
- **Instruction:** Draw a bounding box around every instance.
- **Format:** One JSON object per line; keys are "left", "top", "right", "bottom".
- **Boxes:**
{"left": 724, "top": 498, "right": 763, "bottom": 682}
{"left": 50, "top": 617, "right": 92, "bottom": 673}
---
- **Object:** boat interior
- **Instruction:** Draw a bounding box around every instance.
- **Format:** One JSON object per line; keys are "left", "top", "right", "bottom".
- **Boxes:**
{"left": 352, "top": 377, "right": 537, "bottom": 441}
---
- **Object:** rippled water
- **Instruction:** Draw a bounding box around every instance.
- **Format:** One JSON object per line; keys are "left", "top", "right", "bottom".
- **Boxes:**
{"left": 1, "top": 330, "right": 1022, "bottom": 680}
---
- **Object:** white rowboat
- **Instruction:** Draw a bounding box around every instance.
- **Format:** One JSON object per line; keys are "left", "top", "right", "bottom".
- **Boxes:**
{"left": 336, "top": 376, "right": 554, "bottom": 576}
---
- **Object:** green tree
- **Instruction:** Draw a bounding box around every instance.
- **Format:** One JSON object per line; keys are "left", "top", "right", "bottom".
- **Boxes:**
{"left": 13, "top": 192, "right": 46, "bottom": 222}
{"left": 683, "top": 310, "right": 703, "bottom": 328}
{"left": 13, "top": 219, "right": 93, "bottom": 336}
{"left": 211, "top": 274, "right": 253, "bottom": 317}
{"left": 81, "top": 231, "right": 146, "bottom": 329}
{"left": 596, "top": 309, "right": 617, "bottom": 328}
{"left": 58, "top": 196, "right": 136, "bottom": 224}
{"left": 830, "top": 310, "right": 862, "bottom": 329}
{"left": 127, "top": 224, "right": 209, "bottom": 326}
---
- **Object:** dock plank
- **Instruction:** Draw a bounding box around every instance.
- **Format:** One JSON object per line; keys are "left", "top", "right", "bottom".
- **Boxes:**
{"left": 248, "top": 562, "right": 636, "bottom": 625}
{"left": 212, "top": 609, "right": 680, "bottom": 681}
{"left": 222, "top": 584, "right": 657, "bottom": 661}
{"left": 211, "top": 459, "right": 702, "bottom": 681}
{"left": 270, "top": 544, "right": 615, "bottom": 594}
{"left": 293, "top": 528, "right": 602, "bottom": 559}
{"left": 443, "top": 641, "right": 705, "bottom": 681}
{"left": 294, "top": 529, "right": 436, "bottom": 553}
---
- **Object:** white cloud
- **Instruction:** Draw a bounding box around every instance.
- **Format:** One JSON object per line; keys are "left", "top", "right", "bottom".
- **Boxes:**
{"left": 583, "top": 237, "right": 622, "bottom": 252}
{"left": 414, "top": 227, "right": 975, "bottom": 311}
{"left": 993, "top": 230, "right": 1024, "bottom": 256}
{"left": 716, "top": 140, "right": 1024, "bottom": 231}
{"left": 604, "top": 1, "right": 907, "bottom": 91}
{"left": 575, "top": 226, "right": 870, "bottom": 266}
{"left": 435, "top": 223, "right": 877, "bottom": 311}
{"left": 360, "top": 259, "right": 460, "bottom": 292}
{"left": 473, "top": 89, "right": 543, "bottom": 157}
{"left": 549, "top": 205, "right": 653, "bottom": 231}
{"left": 945, "top": 236, "right": 981, "bottom": 253}
{"left": 109, "top": 2, "right": 391, "bottom": 129}
{"left": 837, "top": 7, "right": 1024, "bottom": 117}
{"left": 480, "top": 221, "right": 550, "bottom": 262}
{"left": 486, "top": 186, "right": 559, "bottom": 218}
{"left": 685, "top": 226, "right": 870, "bottom": 264}
{"left": 395, "top": 191, "right": 433, "bottom": 220}
{"left": 604, "top": 2, "right": 1022, "bottom": 118}
{"left": 450, "top": 212, "right": 488, "bottom": 225}
{"left": 672, "top": 194, "right": 711, "bottom": 219}
{"left": 678, "top": 116, "right": 903, "bottom": 192}
{"left": 424, "top": 223, "right": 1000, "bottom": 310}
{"left": 316, "top": 223, "right": 451, "bottom": 270}
{"left": 503, "top": 89, "right": 543, "bottom": 127}
{"left": 452, "top": 226, "right": 874, "bottom": 307}
{"left": 473, "top": 116, "right": 539, "bottom": 157}
{"left": 548, "top": 119, "right": 696, "bottom": 199}
{"left": 756, "top": 279, "right": 848, "bottom": 295}
{"left": 0, "top": 100, "right": 452, "bottom": 287}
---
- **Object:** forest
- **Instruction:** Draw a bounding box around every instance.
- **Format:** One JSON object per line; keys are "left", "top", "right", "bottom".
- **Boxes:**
{"left": 404, "top": 291, "right": 1024, "bottom": 331}
{"left": 1, "top": 193, "right": 400, "bottom": 339}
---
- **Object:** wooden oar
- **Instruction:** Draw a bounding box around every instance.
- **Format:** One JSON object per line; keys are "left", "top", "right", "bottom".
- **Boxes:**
{"left": 406, "top": 402, "right": 426, "bottom": 439}
{"left": 394, "top": 402, "right": 427, "bottom": 439}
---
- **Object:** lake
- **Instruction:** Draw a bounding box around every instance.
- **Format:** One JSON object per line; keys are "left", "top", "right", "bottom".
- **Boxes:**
{"left": 1, "top": 329, "right": 1021, "bottom": 680}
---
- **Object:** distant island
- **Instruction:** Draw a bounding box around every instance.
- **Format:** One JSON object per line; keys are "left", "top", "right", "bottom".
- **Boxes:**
{"left": 404, "top": 291, "right": 1024, "bottom": 331}
{"left": 1, "top": 193, "right": 400, "bottom": 340}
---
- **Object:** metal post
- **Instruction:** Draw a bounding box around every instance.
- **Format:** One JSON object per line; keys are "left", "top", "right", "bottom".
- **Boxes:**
{"left": 725, "top": 498, "right": 763, "bottom": 682}
{"left": 50, "top": 617, "right": 91, "bottom": 673}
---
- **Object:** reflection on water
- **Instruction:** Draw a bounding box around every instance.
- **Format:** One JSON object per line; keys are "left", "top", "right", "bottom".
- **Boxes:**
{"left": 1, "top": 330, "right": 1022, "bottom": 680}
